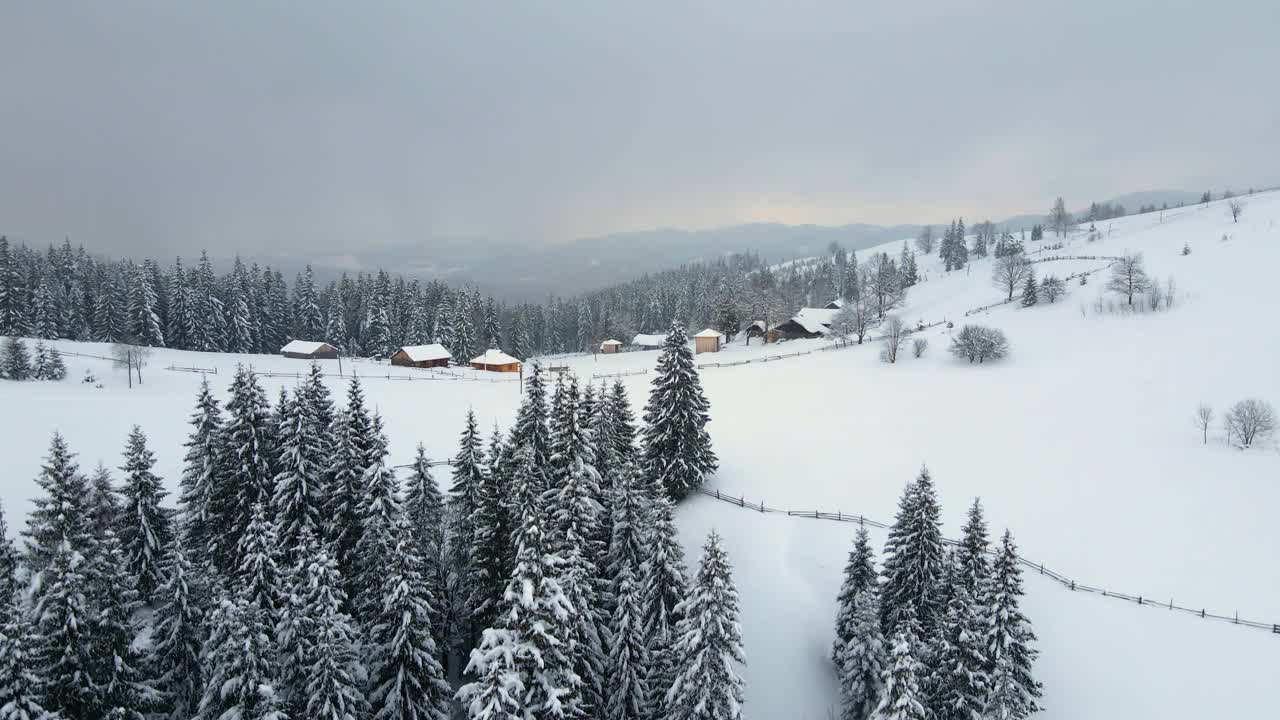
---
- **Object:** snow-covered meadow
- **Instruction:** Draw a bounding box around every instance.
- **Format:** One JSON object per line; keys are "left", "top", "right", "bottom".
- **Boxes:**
{"left": 3, "top": 192, "right": 1278, "bottom": 718}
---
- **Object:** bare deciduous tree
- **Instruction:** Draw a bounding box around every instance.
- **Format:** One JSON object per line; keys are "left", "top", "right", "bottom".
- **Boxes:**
{"left": 878, "top": 315, "right": 910, "bottom": 364}
{"left": 1106, "top": 253, "right": 1151, "bottom": 306}
{"left": 992, "top": 254, "right": 1031, "bottom": 302}
{"left": 912, "top": 337, "right": 928, "bottom": 358}
{"left": 915, "top": 225, "right": 935, "bottom": 255}
{"left": 1223, "top": 398, "right": 1276, "bottom": 448}
{"left": 112, "top": 340, "right": 153, "bottom": 388}
{"left": 1228, "top": 199, "right": 1244, "bottom": 223}
{"left": 1048, "top": 196, "right": 1072, "bottom": 237}
{"left": 832, "top": 300, "right": 873, "bottom": 345}
{"left": 1194, "top": 403, "right": 1213, "bottom": 445}
{"left": 948, "top": 324, "right": 1010, "bottom": 364}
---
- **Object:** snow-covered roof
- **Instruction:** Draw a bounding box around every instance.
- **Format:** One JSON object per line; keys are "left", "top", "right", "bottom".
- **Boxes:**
{"left": 632, "top": 333, "right": 667, "bottom": 347}
{"left": 747, "top": 320, "right": 770, "bottom": 332}
{"left": 823, "top": 298, "right": 845, "bottom": 309}
{"left": 780, "top": 307, "right": 838, "bottom": 335}
{"left": 600, "top": 339, "right": 623, "bottom": 347}
{"left": 694, "top": 328, "right": 725, "bottom": 339}
{"left": 470, "top": 349, "right": 522, "bottom": 365}
{"left": 280, "top": 340, "right": 334, "bottom": 354}
{"left": 395, "top": 344, "right": 451, "bottom": 362}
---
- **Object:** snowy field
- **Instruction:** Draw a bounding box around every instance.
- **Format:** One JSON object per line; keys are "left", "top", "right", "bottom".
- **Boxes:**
{"left": 3, "top": 192, "right": 1279, "bottom": 718}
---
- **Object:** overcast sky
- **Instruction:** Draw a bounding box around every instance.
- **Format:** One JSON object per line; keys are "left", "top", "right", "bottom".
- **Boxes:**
{"left": 2, "top": 1, "right": 1277, "bottom": 258}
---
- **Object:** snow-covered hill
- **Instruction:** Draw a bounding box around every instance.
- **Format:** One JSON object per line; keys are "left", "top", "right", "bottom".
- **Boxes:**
{"left": 3, "top": 192, "right": 1278, "bottom": 718}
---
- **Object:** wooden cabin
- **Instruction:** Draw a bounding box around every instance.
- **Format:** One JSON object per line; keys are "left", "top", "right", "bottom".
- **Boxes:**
{"left": 390, "top": 344, "right": 452, "bottom": 368}
{"left": 470, "top": 348, "right": 523, "bottom": 373}
{"left": 773, "top": 307, "right": 840, "bottom": 340}
{"left": 600, "top": 339, "right": 623, "bottom": 354}
{"left": 631, "top": 333, "right": 666, "bottom": 350}
{"left": 280, "top": 340, "right": 339, "bottom": 360}
{"left": 693, "top": 328, "right": 725, "bottom": 354}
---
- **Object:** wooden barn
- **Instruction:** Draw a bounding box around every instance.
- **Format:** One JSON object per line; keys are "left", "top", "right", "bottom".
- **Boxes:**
{"left": 470, "top": 348, "right": 522, "bottom": 373}
{"left": 773, "top": 307, "right": 839, "bottom": 340}
{"left": 280, "top": 340, "right": 339, "bottom": 360}
{"left": 600, "top": 339, "right": 623, "bottom": 354}
{"left": 632, "top": 333, "right": 666, "bottom": 350}
{"left": 693, "top": 328, "right": 725, "bottom": 354}
{"left": 744, "top": 320, "right": 772, "bottom": 344}
{"left": 390, "top": 344, "right": 452, "bottom": 368}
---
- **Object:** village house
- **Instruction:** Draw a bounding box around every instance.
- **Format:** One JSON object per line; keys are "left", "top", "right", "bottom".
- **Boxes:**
{"left": 390, "top": 344, "right": 452, "bottom": 368}
{"left": 600, "top": 339, "right": 623, "bottom": 354}
{"left": 280, "top": 340, "right": 339, "bottom": 360}
{"left": 772, "top": 306, "right": 840, "bottom": 340}
{"left": 470, "top": 348, "right": 522, "bottom": 373}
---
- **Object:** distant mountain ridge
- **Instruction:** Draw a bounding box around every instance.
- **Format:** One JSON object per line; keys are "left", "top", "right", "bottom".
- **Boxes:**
{"left": 239, "top": 189, "right": 1203, "bottom": 302}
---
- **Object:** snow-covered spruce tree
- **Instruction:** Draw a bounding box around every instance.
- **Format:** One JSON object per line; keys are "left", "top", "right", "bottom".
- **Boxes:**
{"left": 928, "top": 580, "right": 989, "bottom": 720}
{"left": 89, "top": 527, "right": 155, "bottom": 719}
{"left": 22, "top": 433, "right": 94, "bottom": 575}
{"left": 210, "top": 365, "right": 276, "bottom": 575}
{"left": 954, "top": 499, "right": 991, "bottom": 601}
{"left": 117, "top": 425, "right": 174, "bottom": 603}
{"left": 31, "top": 540, "right": 102, "bottom": 718}
{"left": 465, "top": 426, "right": 515, "bottom": 658}
{"left": 197, "top": 596, "right": 286, "bottom": 720}
{"left": 504, "top": 445, "right": 581, "bottom": 717}
{"left": 271, "top": 389, "right": 327, "bottom": 559}
{"left": 608, "top": 380, "right": 638, "bottom": 464}
{"left": 1, "top": 336, "right": 31, "bottom": 380}
{"left": 457, "top": 628, "right": 525, "bottom": 720}
{"left": 879, "top": 468, "right": 946, "bottom": 640}
{"left": 149, "top": 546, "right": 206, "bottom": 720}
{"left": 404, "top": 442, "right": 449, "bottom": 663}
{"left": 179, "top": 378, "right": 224, "bottom": 573}
{"left": 367, "top": 522, "right": 452, "bottom": 720}
{"left": 1019, "top": 269, "right": 1038, "bottom": 308}
{"left": 238, "top": 502, "right": 284, "bottom": 618}
{"left": 639, "top": 488, "right": 689, "bottom": 719}
{"left": 326, "top": 377, "right": 377, "bottom": 594}
{"left": 605, "top": 462, "right": 650, "bottom": 720}
{"left": 302, "top": 548, "right": 369, "bottom": 720}
{"left": 44, "top": 344, "right": 67, "bottom": 380}
{"left": 351, "top": 431, "right": 403, "bottom": 626}
{"left": 548, "top": 376, "right": 608, "bottom": 714}
{"left": 299, "top": 361, "right": 336, "bottom": 449}
{"left": 0, "top": 502, "right": 19, "bottom": 621}
{"left": 666, "top": 531, "right": 746, "bottom": 720}
{"left": 641, "top": 321, "right": 717, "bottom": 500}
{"left": 87, "top": 462, "right": 124, "bottom": 548}
{"left": 446, "top": 410, "right": 487, "bottom": 650}
{"left": 871, "top": 629, "right": 927, "bottom": 720}
{"left": 986, "top": 531, "right": 1042, "bottom": 720}
{"left": 0, "top": 605, "right": 52, "bottom": 720}
{"left": 510, "top": 362, "right": 553, "bottom": 488}
{"left": 833, "top": 525, "right": 878, "bottom": 665}
{"left": 838, "top": 588, "right": 886, "bottom": 720}
{"left": 31, "top": 341, "right": 51, "bottom": 379}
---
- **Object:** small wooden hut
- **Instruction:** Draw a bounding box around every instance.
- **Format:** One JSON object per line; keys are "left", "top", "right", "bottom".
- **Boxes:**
{"left": 280, "top": 340, "right": 339, "bottom": 360}
{"left": 390, "top": 344, "right": 452, "bottom": 368}
{"left": 693, "top": 328, "right": 724, "bottom": 354}
{"left": 600, "top": 339, "right": 623, "bottom": 354}
{"left": 470, "top": 348, "right": 522, "bottom": 373}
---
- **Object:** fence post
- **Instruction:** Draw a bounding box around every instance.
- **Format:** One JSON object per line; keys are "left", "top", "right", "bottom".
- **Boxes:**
{"left": 1070, "top": 581, "right": 1075, "bottom": 591}
{"left": 1137, "top": 596, "right": 1143, "bottom": 606}
{"left": 813, "top": 510, "right": 819, "bottom": 519}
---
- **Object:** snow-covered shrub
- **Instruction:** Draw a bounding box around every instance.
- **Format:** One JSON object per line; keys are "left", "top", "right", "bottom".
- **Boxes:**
{"left": 878, "top": 316, "right": 910, "bottom": 364}
{"left": 911, "top": 337, "right": 928, "bottom": 359}
{"left": 948, "top": 325, "right": 1009, "bottom": 364}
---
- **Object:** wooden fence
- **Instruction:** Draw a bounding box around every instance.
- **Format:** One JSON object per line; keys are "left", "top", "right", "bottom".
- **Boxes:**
{"left": 692, "top": 486, "right": 1279, "bottom": 636}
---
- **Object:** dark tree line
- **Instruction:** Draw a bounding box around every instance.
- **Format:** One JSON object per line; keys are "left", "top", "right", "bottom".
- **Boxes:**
{"left": 832, "top": 470, "right": 1042, "bottom": 720}
{"left": 1, "top": 320, "right": 733, "bottom": 720}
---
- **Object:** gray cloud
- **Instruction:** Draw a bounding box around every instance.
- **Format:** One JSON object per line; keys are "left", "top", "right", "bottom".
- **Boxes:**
{"left": 1, "top": 1, "right": 1277, "bottom": 258}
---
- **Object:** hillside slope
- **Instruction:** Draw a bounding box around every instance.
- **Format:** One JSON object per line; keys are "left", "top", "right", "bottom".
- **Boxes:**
{"left": 1, "top": 193, "right": 1277, "bottom": 718}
